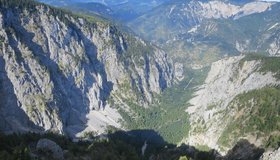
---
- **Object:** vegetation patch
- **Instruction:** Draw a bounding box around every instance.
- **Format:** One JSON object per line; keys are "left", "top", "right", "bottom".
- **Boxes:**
{"left": 218, "top": 87, "right": 280, "bottom": 149}
{"left": 240, "top": 54, "right": 280, "bottom": 79}
{"left": 118, "top": 68, "right": 209, "bottom": 144}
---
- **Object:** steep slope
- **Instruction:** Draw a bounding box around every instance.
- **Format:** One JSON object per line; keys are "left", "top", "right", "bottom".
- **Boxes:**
{"left": 261, "top": 147, "right": 280, "bottom": 160}
{"left": 0, "top": 0, "right": 174, "bottom": 136}
{"left": 184, "top": 55, "right": 280, "bottom": 154}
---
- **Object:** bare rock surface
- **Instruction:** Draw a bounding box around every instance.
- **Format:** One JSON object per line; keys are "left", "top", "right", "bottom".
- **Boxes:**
{"left": 36, "top": 138, "right": 64, "bottom": 160}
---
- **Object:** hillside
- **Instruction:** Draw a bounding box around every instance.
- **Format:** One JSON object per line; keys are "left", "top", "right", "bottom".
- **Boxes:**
{"left": 184, "top": 55, "right": 280, "bottom": 154}
{"left": 0, "top": 0, "right": 174, "bottom": 137}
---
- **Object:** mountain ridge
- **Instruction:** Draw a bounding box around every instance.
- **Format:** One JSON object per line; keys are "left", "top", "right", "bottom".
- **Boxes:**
{"left": 128, "top": 0, "right": 280, "bottom": 69}
{"left": 184, "top": 54, "right": 280, "bottom": 154}
{"left": 0, "top": 0, "right": 174, "bottom": 137}
{"left": 1, "top": 0, "right": 280, "bottom": 159}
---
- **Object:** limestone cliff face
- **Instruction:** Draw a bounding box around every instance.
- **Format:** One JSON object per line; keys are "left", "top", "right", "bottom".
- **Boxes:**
{"left": 261, "top": 148, "right": 280, "bottom": 160}
{"left": 0, "top": 2, "right": 173, "bottom": 136}
{"left": 184, "top": 55, "right": 280, "bottom": 154}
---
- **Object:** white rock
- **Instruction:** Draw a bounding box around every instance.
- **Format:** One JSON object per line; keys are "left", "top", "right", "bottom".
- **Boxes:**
{"left": 260, "top": 148, "right": 280, "bottom": 160}
{"left": 0, "top": 5, "right": 174, "bottom": 136}
{"left": 185, "top": 55, "right": 280, "bottom": 154}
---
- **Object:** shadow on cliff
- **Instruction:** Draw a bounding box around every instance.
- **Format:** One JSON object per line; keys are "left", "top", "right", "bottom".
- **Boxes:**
{"left": 102, "top": 129, "right": 265, "bottom": 160}
{"left": 2, "top": 8, "right": 113, "bottom": 136}
{"left": 0, "top": 57, "right": 44, "bottom": 133}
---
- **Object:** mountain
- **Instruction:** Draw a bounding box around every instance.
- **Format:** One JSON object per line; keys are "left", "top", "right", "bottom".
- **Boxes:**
{"left": 1, "top": 0, "right": 280, "bottom": 159}
{"left": 129, "top": 0, "right": 274, "bottom": 42}
{"left": 38, "top": 0, "right": 170, "bottom": 22}
{"left": 0, "top": 0, "right": 174, "bottom": 137}
{"left": 64, "top": 2, "right": 115, "bottom": 19}
{"left": 101, "top": 0, "right": 171, "bottom": 21}
{"left": 38, "top": 0, "right": 119, "bottom": 6}
{"left": 184, "top": 54, "right": 280, "bottom": 154}
{"left": 91, "top": 0, "right": 169, "bottom": 6}
{"left": 37, "top": 0, "right": 79, "bottom": 6}
{"left": 128, "top": 0, "right": 280, "bottom": 66}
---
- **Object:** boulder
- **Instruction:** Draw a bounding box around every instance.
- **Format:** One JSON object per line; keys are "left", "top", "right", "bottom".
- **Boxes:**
{"left": 36, "top": 138, "right": 64, "bottom": 160}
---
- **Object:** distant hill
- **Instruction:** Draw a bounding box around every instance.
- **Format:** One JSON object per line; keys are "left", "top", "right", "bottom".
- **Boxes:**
{"left": 38, "top": 0, "right": 170, "bottom": 22}
{"left": 128, "top": 0, "right": 280, "bottom": 66}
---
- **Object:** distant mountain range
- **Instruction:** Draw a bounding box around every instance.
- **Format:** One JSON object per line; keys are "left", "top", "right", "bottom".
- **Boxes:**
{"left": 38, "top": 0, "right": 170, "bottom": 21}
{"left": 128, "top": 0, "right": 280, "bottom": 66}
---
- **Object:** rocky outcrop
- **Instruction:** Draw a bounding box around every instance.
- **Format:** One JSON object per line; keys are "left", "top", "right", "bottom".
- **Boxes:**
{"left": 267, "top": 26, "right": 280, "bottom": 56}
{"left": 193, "top": 1, "right": 272, "bottom": 20}
{"left": 260, "top": 148, "right": 280, "bottom": 160}
{"left": 174, "top": 62, "right": 184, "bottom": 81}
{"left": 223, "top": 139, "right": 264, "bottom": 160}
{"left": 0, "top": 1, "right": 173, "bottom": 136}
{"left": 36, "top": 138, "right": 64, "bottom": 160}
{"left": 184, "top": 55, "right": 280, "bottom": 154}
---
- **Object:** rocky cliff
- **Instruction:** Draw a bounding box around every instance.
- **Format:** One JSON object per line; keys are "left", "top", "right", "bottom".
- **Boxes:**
{"left": 184, "top": 55, "right": 280, "bottom": 154}
{"left": 0, "top": 0, "right": 174, "bottom": 136}
{"left": 261, "top": 147, "right": 280, "bottom": 160}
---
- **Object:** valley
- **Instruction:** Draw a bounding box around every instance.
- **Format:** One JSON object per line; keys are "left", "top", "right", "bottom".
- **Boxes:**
{"left": 0, "top": 0, "right": 280, "bottom": 160}
{"left": 117, "top": 67, "right": 209, "bottom": 144}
